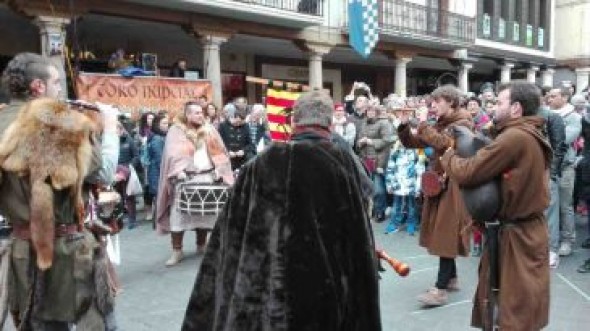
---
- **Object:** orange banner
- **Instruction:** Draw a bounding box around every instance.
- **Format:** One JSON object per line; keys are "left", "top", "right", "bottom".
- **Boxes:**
{"left": 75, "top": 73, "right": 212, "bottom": 118}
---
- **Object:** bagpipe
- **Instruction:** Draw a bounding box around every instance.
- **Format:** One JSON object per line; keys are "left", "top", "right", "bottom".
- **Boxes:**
{"left": 86, "top": 186, "right": 125, "bottom": 236}
{"left": 450, "top": 125, "right": 501, "bottom": 331}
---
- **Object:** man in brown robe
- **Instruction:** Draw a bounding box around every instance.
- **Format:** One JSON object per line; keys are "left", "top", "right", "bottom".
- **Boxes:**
{"left": 440, "top": 81, "right": 552, "bottom": 330}
{"left": 398, "top": 85, "right": 472, "bottom": 306}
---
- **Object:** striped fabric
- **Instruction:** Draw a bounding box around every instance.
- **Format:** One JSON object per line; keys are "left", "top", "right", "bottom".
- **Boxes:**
{"left": 266, "top": 89, "right": 301, "bottom": 141}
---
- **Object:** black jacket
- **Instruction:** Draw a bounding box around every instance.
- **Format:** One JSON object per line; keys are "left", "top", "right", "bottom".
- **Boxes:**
{"left": 118, "top": 133, "right": 139, "bottom": 167}
{"left": 169, "top": 66, "right": 185, "bottom": 78}
{"left": 538, "top": 108, "right": 567, "bottom": 180}
{"left": 576, "top": 116, "right": 590, "bottom": 199}
{"left": 218, "top": 121, "right": 254, "bottom": 170}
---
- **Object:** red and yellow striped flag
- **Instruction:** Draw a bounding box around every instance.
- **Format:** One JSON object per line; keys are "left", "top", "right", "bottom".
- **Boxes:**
{"left": 266, "top": 88, "right": 301, "bottom": 141}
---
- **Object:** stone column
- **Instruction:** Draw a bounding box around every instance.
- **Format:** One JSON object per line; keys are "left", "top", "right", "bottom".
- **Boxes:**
{"left": 395, "top": 57, "right": 412, "bottom": 98}
{"left": 526, "top": 65, "right": 539, "bottom": 84}
{"left": 541, "top": 68, "right": 554, "bottom": 87}
{"left": 500, "top": 62, "right": 514, "bottom": 83}
{"left": 458, "top": 62, "right": 473, "bottom": 93}
{"left": 575, "top": 68, "right": 590, "bottom": 93}
{"left": 34, "top": 16, "right": 70, "bottom": 99}
{"left": 305, "top": 43, "right": 332, "bottom": 90}
{"left": 308, "top": 52, "right": 323, "bottom": 90}
{"left": 202, "top": 35, "right": 227, "bottom": 108}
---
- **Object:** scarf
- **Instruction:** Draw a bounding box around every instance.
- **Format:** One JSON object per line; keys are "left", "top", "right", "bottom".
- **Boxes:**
{"left": 553, "top": 103, "right": 575, "bottom": 118}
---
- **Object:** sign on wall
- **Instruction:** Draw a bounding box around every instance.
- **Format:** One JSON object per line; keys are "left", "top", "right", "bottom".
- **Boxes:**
{"left": 513, "top": 22, "right": 520, "bottom": 42}
{"left": 498, "top": 18, "right": 505, "bottom": 40}
{"left": 76, "top": 73, "right": 212, "bottom": 118}
{"left": 482, "top": 13, "right": 491, "bottom": 37}
{"left": 526, "top": 24, "right": 533, "bottom": 46}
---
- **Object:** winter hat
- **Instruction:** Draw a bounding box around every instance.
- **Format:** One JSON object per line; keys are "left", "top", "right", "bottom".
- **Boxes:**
{"left": 293, "top": 90, "right": 334, "bottom": 128}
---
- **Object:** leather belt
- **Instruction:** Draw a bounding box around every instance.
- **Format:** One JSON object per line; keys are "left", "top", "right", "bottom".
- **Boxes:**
{"left": 499, "top": 213, "right": 543, "bottom": 227}
{"left": 12, "top": 223, "right": 80, "bottom": 241}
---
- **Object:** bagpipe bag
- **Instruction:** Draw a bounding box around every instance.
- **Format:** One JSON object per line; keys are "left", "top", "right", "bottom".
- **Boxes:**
{"left": 452, "top": 126, "right": 501, "bottom": 222}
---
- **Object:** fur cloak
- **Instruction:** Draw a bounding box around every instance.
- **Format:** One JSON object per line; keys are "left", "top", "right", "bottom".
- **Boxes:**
{"left": 181, "top": 132, "right": 382, "bottom": 331}
{"left": 0, "top": 98, "right": 94, "bottom": 269}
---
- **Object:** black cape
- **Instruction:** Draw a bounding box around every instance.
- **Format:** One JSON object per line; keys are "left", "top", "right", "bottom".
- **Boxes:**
{"left": 181, "top": 134, "right": 381, "bottom": 331}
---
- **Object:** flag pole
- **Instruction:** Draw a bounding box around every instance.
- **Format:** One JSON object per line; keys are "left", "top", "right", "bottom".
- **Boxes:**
{"left": 245, "top": 76, "right": 329, "bottom": 93}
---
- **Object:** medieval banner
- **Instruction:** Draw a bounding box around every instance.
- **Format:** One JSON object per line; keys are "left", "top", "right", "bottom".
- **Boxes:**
{"left": 266, "top": 88, "right": 301, "bottom": 141}
{"left": 76, "top": 73, "right": 212, "bottom": 117}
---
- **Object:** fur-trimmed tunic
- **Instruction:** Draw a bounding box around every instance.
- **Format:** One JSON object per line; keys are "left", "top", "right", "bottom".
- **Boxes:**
{"left": 398, "top": 111, "right": 473, "bottom": 258}
{"left": 0, "top": 98, "right": 101, "bottom": 323}
{"left": 155, "top": 122, "right": 233, "bottom": 234}
{"left": 441, "top": 116, "right": 551, "bottom": 330}
{"left": 181, "top": 130, "right": 381, "bottom": 331}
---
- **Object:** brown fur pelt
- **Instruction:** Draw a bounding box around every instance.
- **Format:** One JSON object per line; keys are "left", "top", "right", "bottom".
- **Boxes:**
{"left": 173, "top": 117, "right": 207, "bottom": 149}
{"left": 0, "top": 98, "right": 95, "bottom": 270}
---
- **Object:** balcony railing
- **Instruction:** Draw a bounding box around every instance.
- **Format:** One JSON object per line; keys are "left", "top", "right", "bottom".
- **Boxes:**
{"left": 379, "top": 0, "right": 475, "bottom": 43}
{"left": 231, "top": 0, "right": 323, "bottom": 16}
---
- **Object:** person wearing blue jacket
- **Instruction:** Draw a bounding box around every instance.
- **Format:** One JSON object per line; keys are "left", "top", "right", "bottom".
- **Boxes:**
{"left": 147, "top": 114, "right": 170, "bottom": 217}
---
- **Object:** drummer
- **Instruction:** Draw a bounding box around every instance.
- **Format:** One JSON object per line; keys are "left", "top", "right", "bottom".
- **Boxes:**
{"left": 155, "top": 102, "right": 234, "bottom": 267}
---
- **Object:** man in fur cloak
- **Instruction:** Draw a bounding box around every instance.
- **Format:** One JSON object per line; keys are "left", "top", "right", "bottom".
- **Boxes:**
{"left": 0, "top": 53, "right": 120, "bottom": 330}
{"left": 181, "top": 90, "right": 382, "bottom": 331}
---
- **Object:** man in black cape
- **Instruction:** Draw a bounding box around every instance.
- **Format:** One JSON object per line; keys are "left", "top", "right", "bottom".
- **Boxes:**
{"left": 181, "top": 90, "right": 382, "bottom": 331}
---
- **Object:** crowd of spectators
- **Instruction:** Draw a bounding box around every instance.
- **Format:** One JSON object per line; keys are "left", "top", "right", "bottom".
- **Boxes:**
{"left": 114, "top": 81, "right": 590, "bottom": 273}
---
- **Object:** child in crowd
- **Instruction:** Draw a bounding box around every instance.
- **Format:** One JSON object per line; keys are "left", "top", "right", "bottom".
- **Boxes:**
{"left": 384, "top": 108, "right": 426, "bottom": 235}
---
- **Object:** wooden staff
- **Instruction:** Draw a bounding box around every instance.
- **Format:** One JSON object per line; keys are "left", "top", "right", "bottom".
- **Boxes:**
{"left": 376, "top": 249, "right": 410, "bottom": 277}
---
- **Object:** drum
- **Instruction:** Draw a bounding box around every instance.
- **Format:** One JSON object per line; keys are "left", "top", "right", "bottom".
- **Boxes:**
{"left": 175, "top": 183, "right": 229, "bottom": 216}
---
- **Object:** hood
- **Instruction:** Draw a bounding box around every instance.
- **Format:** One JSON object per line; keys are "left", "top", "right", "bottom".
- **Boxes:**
{"left": 497, "top": 116, "right": 553, "bottom": 169}
{"left": 436, "top": 109, "right": 473, "bottom": 130}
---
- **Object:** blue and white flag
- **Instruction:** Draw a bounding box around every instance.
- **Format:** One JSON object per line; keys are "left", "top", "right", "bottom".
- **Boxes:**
{"left": 348, "top": 0, "right": 379, "bottom": 58}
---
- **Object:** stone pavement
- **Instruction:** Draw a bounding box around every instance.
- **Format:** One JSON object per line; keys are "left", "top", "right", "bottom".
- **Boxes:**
{"left": 4, "top": 216, "right": 590, "bottom": 330}
{"left": 105, "top": 214, "right": 590, "bottom": 330}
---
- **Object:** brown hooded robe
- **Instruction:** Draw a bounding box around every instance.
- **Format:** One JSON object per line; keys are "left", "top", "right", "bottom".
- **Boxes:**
{"left": 398, "top": 110, "right": 473, "bottom": 258}
{"left": 441, "top": 116, "right": 552, "bottom": 330}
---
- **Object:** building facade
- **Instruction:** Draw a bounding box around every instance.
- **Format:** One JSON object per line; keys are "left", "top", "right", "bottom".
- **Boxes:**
{"left": 554, "top": 0, "right": 590, "bottom": 92}
{"left": 0, "top": 0, "right": 570, "bottom": 106}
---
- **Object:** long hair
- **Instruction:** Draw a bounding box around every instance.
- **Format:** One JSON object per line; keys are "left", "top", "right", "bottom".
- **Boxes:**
{"left": 151, "top": 114, "right": 168, "bottom": 136}
{"left": 205, "top": 103, "right": 219, "bottom": 123}
{"left": 139, "top": 111, "right": 155, "bottom": 136}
